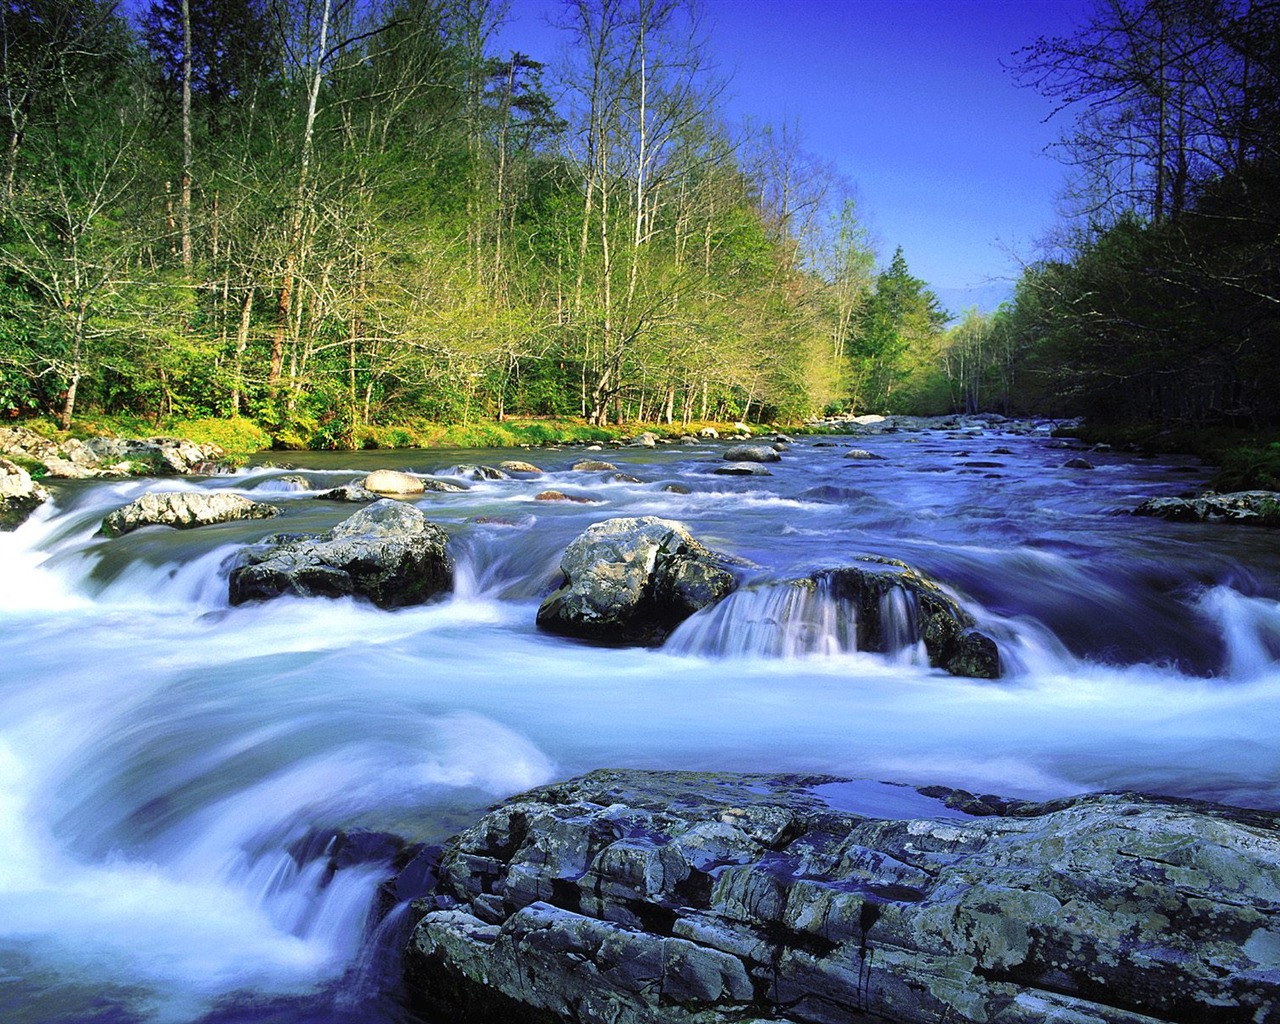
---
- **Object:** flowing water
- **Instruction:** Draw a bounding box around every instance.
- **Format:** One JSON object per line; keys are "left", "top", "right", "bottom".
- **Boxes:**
{"left": 2, "top": 422, "right": 1279, "bottom": 1022}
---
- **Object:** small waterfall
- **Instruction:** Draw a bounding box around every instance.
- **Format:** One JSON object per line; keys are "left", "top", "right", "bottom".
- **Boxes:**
{"left": 665, "top": 575, "right": 930, "bottom": 662}
{"left": 1197, "top": 586, "right": 1280, "bottom": 680}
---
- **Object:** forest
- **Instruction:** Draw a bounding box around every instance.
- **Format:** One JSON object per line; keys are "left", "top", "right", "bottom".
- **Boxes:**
{"left": 0, "top": 0, "right": 1276, "bottom": 451}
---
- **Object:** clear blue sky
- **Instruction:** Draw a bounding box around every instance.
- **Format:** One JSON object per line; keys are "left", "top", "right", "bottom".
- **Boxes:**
{"left": 494, "top": 0, "right": 1092, "bottom": 310}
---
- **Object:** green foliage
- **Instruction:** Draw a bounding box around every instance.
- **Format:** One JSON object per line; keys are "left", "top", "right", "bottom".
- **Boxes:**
{"left": 168, "top": 417, "right": 271, "bottom": 457}
{"left": 1209, "top": 444, "right": 1280, "bottom": 493}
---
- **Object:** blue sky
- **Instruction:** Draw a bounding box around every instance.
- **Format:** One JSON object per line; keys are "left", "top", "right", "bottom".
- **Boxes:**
{"left": 494, "top": 0, "right": 1092, "bottom": 311}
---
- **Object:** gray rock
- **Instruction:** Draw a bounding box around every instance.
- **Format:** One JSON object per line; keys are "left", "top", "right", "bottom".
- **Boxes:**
{"left": 1064, "top": 457, "right": 1094, "bottom": 470}
{"left": 722, "top": 445, "right": 780, "bottom": 463}
{"left": 317, "top": 483, "right": 380, "bottom": 502}
{"left": 573, "top": 459, "right": 619, "bottom": 472}
{"left": 228, "top": 499, "right": 452, "bottom": 609}
{"left": 404, "top": 768, "right": 1280, "bottom": 1024}
{"left": 1134, "top": 490, "right": 1280, "bottom": 526}
{"left": 714, "top": 463, "right": 771, "bottom": 476}
{"left": 100, "top": 491, "right": 281, "bottom": 537}
{"left": 0, "top": 456, "right": 49, "bottom": 530}
{"left": 0, "top": 427, "right": 224, "bottom": 478}
{"left": 536, "top": 517, "right": 739, "bottom": 645}
{"left": 452, "top": 464, "right": 509, "bottom": 481}
{"left": 499, "top": 460, "right": 543, "bottom": 474}
{"left": 814, "top": 560, "right": 999, "bottom": 678}
{"left": 843, "top": 448, "right": 886, "bottom": 460}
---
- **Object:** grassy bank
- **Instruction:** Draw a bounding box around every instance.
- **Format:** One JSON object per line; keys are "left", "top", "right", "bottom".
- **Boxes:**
{"left": 1058, "top": 420, "right": 1280, "bottom": 491}
{"left": 9, "top": 413, "right": 789, "bottom": 464}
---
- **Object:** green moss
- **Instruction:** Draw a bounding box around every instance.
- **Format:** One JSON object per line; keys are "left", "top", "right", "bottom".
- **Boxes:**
{"left": 5, "top": 454, "right": 48, "bottom": 479}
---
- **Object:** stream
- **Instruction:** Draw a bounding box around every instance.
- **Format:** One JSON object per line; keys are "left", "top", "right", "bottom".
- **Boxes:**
{"left": 2, "top": 421, "right": 1278, "bottom": 1022}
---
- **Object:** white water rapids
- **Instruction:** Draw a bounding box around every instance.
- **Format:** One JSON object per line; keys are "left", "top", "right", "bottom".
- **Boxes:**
{"left": 1, "top": 425, "right": 1278, "bottom": 1022}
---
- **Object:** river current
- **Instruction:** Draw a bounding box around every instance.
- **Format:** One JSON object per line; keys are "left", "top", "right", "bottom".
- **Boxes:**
{"left": 2, "top": 422, "right": 1278, "bottom": 1023}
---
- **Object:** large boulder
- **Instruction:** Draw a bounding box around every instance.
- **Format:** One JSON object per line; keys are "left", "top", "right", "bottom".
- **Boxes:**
{"left": 0, "top": 457, "right": 49, "bottom": 530}
{"left": 722, "top": 444, "right": 780, "bottom": 463}
{"left": 536, "top": 517, "right": 739, "bottom": 645}
{"left": 1134, "top": 490, "right": 1280, "bottom": 526}
{"left": 100, "top": 491, "right": 281, "bottom": 537}
{"left": 404, "top": 768, "right": 1280, "bottom": 1024}
{"left": 363, "top": 469, "right": 426, "bottom": 495}
{"left": 228, "top": 499, "right": 453, "bottom": 609}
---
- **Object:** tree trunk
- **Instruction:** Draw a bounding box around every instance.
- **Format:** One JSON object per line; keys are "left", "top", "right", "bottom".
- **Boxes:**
{"left": 180, "top": 0, "right": 193, "bottom": 270}
{"left": 232, "top": 285, "right": 253, "bottom": 415}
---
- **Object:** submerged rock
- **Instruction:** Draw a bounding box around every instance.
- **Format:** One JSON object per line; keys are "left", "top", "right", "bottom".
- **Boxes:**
{"left": 404, "top": 768, "right": 1280, "bottom": 1024}
{"left": 572, "top": 459, "right": 618, "bottom": 472}
{"left": 228, "top": 499, "right": 452, "bottom": 609}
{"left": 536, "top": 516, "right": 740, "bottom": 645}
{"left": 1135, "top": 490, "right": 1280, "bottom": 526}
{"left": 843, "top": 448, "right": 886, "bottom": 460}
{"left": 0, "top": 457, "right": 49, "bottom": 530}
{"left": 100, "top": 491, "right": 281, "bottom": 537}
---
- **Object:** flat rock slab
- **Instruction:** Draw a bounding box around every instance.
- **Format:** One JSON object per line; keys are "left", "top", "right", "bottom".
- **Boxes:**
{"left": 100, "top": 491, "right": 281, "bottom": 537}
{"left": 405, "top": 768, "right": 1280, "bottom": 1024}
{"left": 1135, "top": 490, "right": 1280, "bottom": 525}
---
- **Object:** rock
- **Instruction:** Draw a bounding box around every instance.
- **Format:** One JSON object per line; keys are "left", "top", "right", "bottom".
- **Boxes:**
{"left": 318, "top": 483, "right": 381, "bottom": 502}
{"left": 843, "top": 448, "right": 886, "bottom": 460}
{"left": 697, "top": 427, "right": 719, "bottom": 439}
{"left": 690, "top": 560, "right": 998, "bottom": 679}
{"left": 629, "top": 432, "right": 659, "bottom": 447}
{"left": 100, "top": 491, "right": 281, "bottom": 537}
{"left": 1134, "top": 490, "right": 1280, "bottom": 526}
{"left": 0, "top": 457, "right": 49, "bottom": 530}
{"left": 363, "top": 469, "right": 426, "bottom": 495}
{"left": 82, "top": 436, "right": 224, "bottom": 475}
{"left": 722, "top": 445, "right": 779, "bottom": 463}
{"left": 662, "top": 483, "right": 692, "bottom": 494}
{"left": 499, "top": 460, "right": 543, "bottom": 474}
{"left": 228, "top": 499, "right": 453, "bottom": 609}
{"left": 0, "top": 427, "right": 224, "bottom": 478}
{"left": 851, "top": 413, "right": 886, "bottom": 424}
{"left": 404, "top": 768, "right": 1280, "bottom": 1024}
{"left": 534, "top": 490, "right": 596, "bottom": 504}
{"left": 1064, "top": 457, "right": 1094, "bottom": 470}
{"left": 421, "top": 478, "right": 469, "bottom": 492}
{"left": 609, "top": 473, "right": 643, "bottom": 484}
{"left": 572, "top": 459, "right": 618, "bottom": 472}
{"left": 452, "top": 464, "right": 509, "bottom": 481}
{"left": 714, "top": 463, "right": 771, "bottom": 476}
{"left": 536, "top": 517, "right": 739, "bottom": 645}
{"left": 812, "top": 560, "right": 999, "bottom": 678}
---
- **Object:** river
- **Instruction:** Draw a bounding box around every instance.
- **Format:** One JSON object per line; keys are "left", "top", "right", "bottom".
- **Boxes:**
{"left": 2, "top": 421, "right": 1278, "bottom": 1023}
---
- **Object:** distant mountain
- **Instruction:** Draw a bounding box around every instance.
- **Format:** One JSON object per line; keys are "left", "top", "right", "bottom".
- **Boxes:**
{"left": 932, "top": 281, "right": 1013, "bottom": 320}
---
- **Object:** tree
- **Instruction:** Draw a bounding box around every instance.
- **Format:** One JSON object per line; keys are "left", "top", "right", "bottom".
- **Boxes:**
{"left": 849, "top": 247, "right": 948, "bottom": 412}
